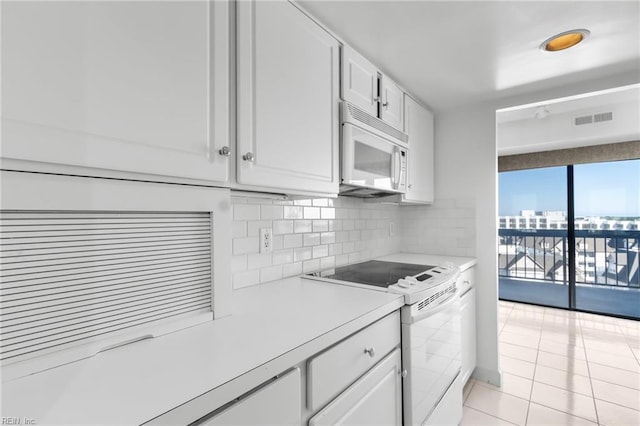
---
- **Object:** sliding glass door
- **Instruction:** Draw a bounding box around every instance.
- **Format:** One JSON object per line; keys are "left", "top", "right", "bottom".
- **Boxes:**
{"left": 498, "top": 166, "right": 569, "bottom": 309}
{"left": 498, "top": 159, "right": 640, "bottom": 319}
{"left": 573, "top": 160, "right": 640, "bottom": 318}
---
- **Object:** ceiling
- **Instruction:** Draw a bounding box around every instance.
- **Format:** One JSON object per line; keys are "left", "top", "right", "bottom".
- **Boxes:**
{"left": 297, "top": 1, "right": 640, "bottom": 113}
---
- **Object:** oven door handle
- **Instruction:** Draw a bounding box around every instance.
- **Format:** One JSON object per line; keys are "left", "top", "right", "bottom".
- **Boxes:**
{"left": 408, "top": 285, "right": 460, "bottom": 323}
{"left": 391, "top": 146, "right": 401, "bottom": 190}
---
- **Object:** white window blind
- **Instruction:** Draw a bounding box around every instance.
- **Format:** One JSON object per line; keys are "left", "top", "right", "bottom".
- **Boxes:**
{"left": 0, "top": 211, "right": 213, "bottom": 364}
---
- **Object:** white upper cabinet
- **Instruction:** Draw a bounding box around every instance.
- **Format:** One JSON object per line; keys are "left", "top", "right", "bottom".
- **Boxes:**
{"left": 1, "top": 1, "right": 230, "bottom": 184}
{"left": 340, "top": 45, "right": 405, "bottom": 132}
{"left": 236, "top": 0, "right": 340, "bottom": 195}
{"left": 341, "top": 46, "right": 379, "bottom": 116}
{"left": 401, "top": 95, "right": 435, "bottom": 204}
{"left": 380, "top": 76, "right": 404, "bottom": 131}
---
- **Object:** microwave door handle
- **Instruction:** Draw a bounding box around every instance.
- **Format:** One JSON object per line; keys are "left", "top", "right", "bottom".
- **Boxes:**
{"left": 391, "top": 147, "right": 401, "bottom": 190}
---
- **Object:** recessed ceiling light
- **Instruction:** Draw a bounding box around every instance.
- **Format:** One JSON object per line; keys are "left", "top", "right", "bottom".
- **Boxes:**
{"left": 540, "top": 29, "right": 590, "bottom": 52}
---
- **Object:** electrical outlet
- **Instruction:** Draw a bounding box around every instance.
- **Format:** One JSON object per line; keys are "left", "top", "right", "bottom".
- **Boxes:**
{"left": 389, "top": 222, "right": 396, "bottom": 237}
{"left": 260, "top": 228, "right": 273, "bottom": 253}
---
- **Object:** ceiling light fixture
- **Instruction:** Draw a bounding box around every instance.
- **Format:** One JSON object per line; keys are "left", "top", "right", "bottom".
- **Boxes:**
{"left": 540, "top": 29, "right": 590, "bottom": 52}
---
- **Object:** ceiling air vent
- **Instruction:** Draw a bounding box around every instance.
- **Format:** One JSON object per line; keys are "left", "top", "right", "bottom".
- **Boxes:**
{"left": 574, "top": 115, "right": 593, "bottom": 126}
{"left": 594, "top": 112, "right": 613, "bottom": 123}
{"left": 574, "top": 112, "right": 613, "bottom": 126}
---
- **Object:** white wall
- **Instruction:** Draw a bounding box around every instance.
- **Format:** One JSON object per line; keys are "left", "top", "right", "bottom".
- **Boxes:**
{"left": 408, "top": 70, "right": 640, "bottom": 386}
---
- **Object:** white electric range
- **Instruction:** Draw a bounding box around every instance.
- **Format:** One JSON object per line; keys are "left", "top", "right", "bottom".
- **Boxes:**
{"left": 304, "top": 259, "right": 463, "bottom": 426}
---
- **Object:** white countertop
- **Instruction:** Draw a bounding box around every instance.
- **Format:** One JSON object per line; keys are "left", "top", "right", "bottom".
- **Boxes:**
{"left": 1, "top": 252, "right": 475, "bottom": 425}
{"left": 377, "top": 253, "right": 477, "bottom": 271}
{"left": 1, "top": 277, "right": 403, "bottom": 426}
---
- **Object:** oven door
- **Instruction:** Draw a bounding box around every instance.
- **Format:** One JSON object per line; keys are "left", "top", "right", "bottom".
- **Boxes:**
{"left": 341, "top": 123, "right": 406, "bottom": 193}
{"left": 401, "top": 293, "right": 462, "bottom": 426}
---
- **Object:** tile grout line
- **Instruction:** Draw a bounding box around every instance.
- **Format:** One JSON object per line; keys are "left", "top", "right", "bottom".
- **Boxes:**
{"left": 581, "top": 311, "right": 601, "bottom": 425}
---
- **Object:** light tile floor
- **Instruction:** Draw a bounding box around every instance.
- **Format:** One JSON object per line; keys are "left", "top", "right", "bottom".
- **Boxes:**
{"left": 461, "top": 301, "right": 640, "bottom": 426}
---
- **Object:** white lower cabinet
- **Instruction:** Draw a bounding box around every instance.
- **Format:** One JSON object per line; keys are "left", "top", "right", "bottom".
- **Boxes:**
{"left": 460, "top": 268, "right": 477, "bottom": 384}
{"left": 198, "top": 368, "right": 301, "bottom": 426}
{"left": 308, "top": 348, "right": 403, "bottom": 426}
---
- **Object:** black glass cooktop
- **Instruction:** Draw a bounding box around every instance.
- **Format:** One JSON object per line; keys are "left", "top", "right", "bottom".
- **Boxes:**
{"left": 317, "top": 260, "right": 435, "bottom": 288}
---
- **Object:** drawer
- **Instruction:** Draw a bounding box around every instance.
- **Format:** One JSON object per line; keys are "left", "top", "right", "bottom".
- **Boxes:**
{"left": 459, "top": 267, "right": 475, "bottom": 296}
{"left": 306, "top": 310, "right": 400, "bottom": 411}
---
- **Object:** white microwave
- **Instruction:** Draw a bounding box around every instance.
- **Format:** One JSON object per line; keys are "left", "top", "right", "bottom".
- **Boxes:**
{"left": 340, "top": 102, "right": 409, "bottom": 197}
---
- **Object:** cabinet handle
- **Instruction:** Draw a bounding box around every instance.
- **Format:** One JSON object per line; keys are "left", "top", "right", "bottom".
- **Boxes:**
{"left": 363, "top": 347, "right": 375, "bottom": 357}
{"left": 373, "top": 95, "right": 381, "bottom": 103}
{"left": 408, "top": 184, "right": 413, "bottom": 189}
{"left": 242, "top": 152, "right": 255, "bottom": 162}
{"left": 400, "top": 369, "right": 408, "bottom": 378}
{"left": 382, "top": 101, "right": 389, "bottom": 108}
{"left": 218, "top": 146, "right": 231, "bottom": 157}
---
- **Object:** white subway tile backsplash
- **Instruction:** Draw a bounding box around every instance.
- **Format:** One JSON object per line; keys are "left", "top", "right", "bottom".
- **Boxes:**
{"left": 320, "top": 232, "right": 335, "bottom": 245}
{"left": 303, "top": 259, "right": 321, "bottom": 273}
{"left": 232, "top": 221, "right": 247, "bottom": 238}
{"left": 273, "top": 220, "right": 294, "bottom": 235}
{"left": 261, "top": 205, "right": 284, "bottom": 220}
{"left": 230, "top": 196, "right": 442, "bottom": 289}
{"left": 312, "top": 245, "right": 329, "bottom": 258}
{"left": 294, "top": 247, "right": 313, "bottom": 262}
{"left": 233, "top": 269, "right": 260, "bottom": 289}
{"left": 233, "top": 204, "right": 260, "bottom": 221}
{"left": 294, "top": 220, "right": 313, "bottom": 233}
{"left": 283, "top": 262, "right": 303, "bottom": 277}
{"left": 303, "top": 206, "right": 321, "bottom": 219}
{"left": 273, "top": 249, "right": 294, "bottom": 265}
{"left": 260, "top": 265, "right": 283, "bottom": 283}
{"left": 283, "top": 233, "right": 303, "bottom": 248}
{"left": 303, "top": 233, "right": 321, "bottom": 247}
{"left": 247, "top": 220, "right": 272, "bottom": 237}
{"left": 283, "top": 206, "right": 304, "bottom": 219}
{"left": 312, "top": 220, "right": 329, "bottom": 232}
{"left": 233, "top": 237, "right": 258, "bottom": 255}
{"left": 320, "top": 256, "right": 335, "bottom": 270}
{"left": 247, "top": 253, "right": 272, "bottom": 270}
{"left": 320, "top": 207, "right": 335, "bottom": 219}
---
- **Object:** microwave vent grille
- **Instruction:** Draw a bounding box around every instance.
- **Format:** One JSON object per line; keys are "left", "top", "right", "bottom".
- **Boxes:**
{"left": 0, "top": 210, "right": 213, "bottom": 364}
{"left": 345, "top": 102, "right": 408, "bottom": 143}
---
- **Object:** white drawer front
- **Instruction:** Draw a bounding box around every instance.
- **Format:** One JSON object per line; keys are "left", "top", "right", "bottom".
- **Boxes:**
{"left": 307, "top": 311, "right": 400, "bottom": 411}
{"left": 459, "top": 267, "right": 475, "bottom": 295}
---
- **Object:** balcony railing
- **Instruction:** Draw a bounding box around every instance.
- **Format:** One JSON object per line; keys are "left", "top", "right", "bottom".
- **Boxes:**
{"left": 498, "top": 228, "right": 640, "bottom": 289}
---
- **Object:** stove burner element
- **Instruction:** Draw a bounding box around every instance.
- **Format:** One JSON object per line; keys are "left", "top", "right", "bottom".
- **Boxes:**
{"left": 317, "top": 260, "right": 436, "bottom": 288}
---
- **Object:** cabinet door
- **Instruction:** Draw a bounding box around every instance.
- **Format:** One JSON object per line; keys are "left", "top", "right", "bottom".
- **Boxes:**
{"left": 1, "top": 1, "right": 230, "bottom": 183}
{"left": 200, "top": 369, "right": 301, "bottom": 426}
{"left": 341, "top": 46, "right": 379, "bottom": 116}
{"left": 236, "top": 0, "right": 339, "bottom": 194}
{"left": 460, "top": 287, "right": 477, "bottom": 384}
{"left": 309, "top": 349, "right": 402, "bottom": 426}
{"left": 401, "top": 95, "right": 435, "bottom": 204}
{"left": 380, "top": 75, "right": 404, "bottom": 131}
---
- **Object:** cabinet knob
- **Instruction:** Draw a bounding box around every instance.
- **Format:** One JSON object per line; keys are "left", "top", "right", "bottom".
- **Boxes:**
{"left": 242, "top": 152, "right": 255, "bottom": 162}
{"left": 408, "top": 184, "right": 413, "bottom": 189}
{"left": 400, "top": 369, "right": 408, "bottom": 378}
{"left": 382, "top": 101, "right": 389, "bottom": 108}
{"left": 218, "top": 146, "right": 231, "bottom": 157}
{"left": 363, "top": 347, "right": 375, "bottom": 357}
{"left": 373, "top": 96, "right": 381, "bottom": 103}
